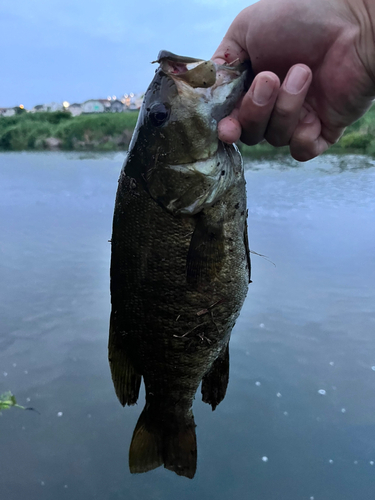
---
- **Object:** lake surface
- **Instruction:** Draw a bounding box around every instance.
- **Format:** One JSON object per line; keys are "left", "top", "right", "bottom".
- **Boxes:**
{"left": 1, "top": 151, "right": 375, "bottom": 500}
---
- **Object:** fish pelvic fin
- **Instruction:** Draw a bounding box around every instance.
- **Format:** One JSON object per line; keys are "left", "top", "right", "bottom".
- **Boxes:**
{"left": 129, "top": 406, "right": 197, "bottom": 479}
{"left": 201, "top": 342, "right": 230, "bottom": 410}
{"left": 108, "top": 317, "right": 141, "bottom": 406}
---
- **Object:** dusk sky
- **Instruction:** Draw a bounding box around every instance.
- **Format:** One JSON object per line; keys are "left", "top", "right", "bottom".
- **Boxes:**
{"left": 1, "top": 0, "right": 256, "bottom": 109}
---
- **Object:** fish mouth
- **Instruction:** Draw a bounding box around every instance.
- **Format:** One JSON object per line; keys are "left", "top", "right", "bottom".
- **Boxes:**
{"left": 155, "top": 50, "right": 249, "bottom": 91}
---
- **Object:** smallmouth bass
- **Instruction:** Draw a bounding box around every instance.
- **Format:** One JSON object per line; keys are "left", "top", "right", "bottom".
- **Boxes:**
{"left": 109, "top": 51, "right": 252, "bottom": 478}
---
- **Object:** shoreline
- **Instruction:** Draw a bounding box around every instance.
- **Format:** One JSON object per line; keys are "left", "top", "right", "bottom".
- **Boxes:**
{"left": 1, "top": 108, "right": 375, "bottom": 157}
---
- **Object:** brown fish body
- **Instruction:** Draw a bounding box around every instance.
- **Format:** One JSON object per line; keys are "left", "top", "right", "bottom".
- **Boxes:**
{"left": 109, "top": 52, "right": 251, "bottom": 478}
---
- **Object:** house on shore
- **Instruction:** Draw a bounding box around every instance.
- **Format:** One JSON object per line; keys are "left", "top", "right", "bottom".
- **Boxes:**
{"left": 32, "top": 102, "right": 63, "bottom": 113}
{"left": 81, "top": 99, "right": 113, "bottom": 114}
{"left": 0, "top": 108, "right": 16, "bottom": 117}
{"left": 68, "top": 103, "right": 82, "bottom": 117}
{"left": 32, "top": 104, "right": 46, "bottom": 112}
{"left": 110, "top": 100, "right": 125, "bottom": 113}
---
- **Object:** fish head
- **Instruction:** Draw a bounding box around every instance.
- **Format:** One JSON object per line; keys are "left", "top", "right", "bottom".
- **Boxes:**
{"left": 125, "top": 51, "right": 251, "bottom": 214}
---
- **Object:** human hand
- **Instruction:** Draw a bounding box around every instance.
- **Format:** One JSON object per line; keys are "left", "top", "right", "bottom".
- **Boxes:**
{"left": 213, "top": 0, "right": 375, "bottom": 161}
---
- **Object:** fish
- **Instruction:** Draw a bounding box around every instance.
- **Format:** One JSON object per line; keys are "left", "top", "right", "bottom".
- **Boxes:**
{"left": 109, "top": 50, "right": 252, "bottom": 479}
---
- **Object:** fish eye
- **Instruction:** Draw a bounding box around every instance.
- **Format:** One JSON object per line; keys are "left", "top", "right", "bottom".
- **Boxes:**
{"left": 149, "top": 102, "right": 170, "bottom": 127}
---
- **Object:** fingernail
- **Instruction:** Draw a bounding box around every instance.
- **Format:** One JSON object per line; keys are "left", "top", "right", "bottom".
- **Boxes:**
{"left": 252, "top": 78, "right": 274, "bottom": 105}
{"left": 285, "top": 66, "right": 309, "bottom": 94}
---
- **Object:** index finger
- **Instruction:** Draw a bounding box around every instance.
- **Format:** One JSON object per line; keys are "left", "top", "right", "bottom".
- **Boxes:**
{"left": 211, "top": 10, "right": 250, "bottom": 64}
{"left": 212, "top": 37, "right": 249, "bottom": 66}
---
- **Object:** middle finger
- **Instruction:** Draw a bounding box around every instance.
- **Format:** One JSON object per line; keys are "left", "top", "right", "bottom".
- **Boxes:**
{"left": 265, "top": 64, "right": 312, "bottom": 147}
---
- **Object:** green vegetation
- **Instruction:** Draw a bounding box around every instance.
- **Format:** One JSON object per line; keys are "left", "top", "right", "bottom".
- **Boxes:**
{"left": 1, "top": 105, "right": 375, "bottom": 155}
{"left": 0, "top": 111, "right": 139, "bottom": 151}
{"left": 0, "top": 391, "right": 39, "bottom": 414}
{"left": 0, "top": 391, "right": 26, "bottom": 411}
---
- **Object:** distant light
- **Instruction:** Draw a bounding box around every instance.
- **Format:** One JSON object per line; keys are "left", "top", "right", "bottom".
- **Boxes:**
{"left": 19, "top": 104, "right": 24, "bottom": 109}
{"left": 112, "top": 95, "right": 116, "bottom": 100}
{"left": 62, "top": 101, "right": 69, "bottom": 108}
{"left": 107, "top": 96, "right": 112, "bottom": 100}
{"left": 130, "top": 93, "right": 134, "bottom": 97}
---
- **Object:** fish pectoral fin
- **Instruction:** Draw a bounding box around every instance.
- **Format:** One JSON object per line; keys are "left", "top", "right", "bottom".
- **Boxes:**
{"left": 186, "top": 214, "right": 224, "bottom": 285}
{"left": 201, "top": 342, "right": 230, "bottom": 410}
{"left": 108, "top": 319, "right": 141, "bottom": 406}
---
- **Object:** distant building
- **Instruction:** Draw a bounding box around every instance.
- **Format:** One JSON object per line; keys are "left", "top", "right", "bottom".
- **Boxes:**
{"left": 110, "top": 100, "right": 125, "bottom": 113}
{"left": 98, "top": 99, "right": 112, "bottom": 112}
{"left": 129, "top": 93, "right": 144, "bottom": 110}
{"left": 82, "top": 99, "right": 109, "bottom": 114}
{"left": 68, "top": 103, "right": 82, "bottom": 117}
{"left": 32, "top": 104, "right": 46, "bottom": 112}
{"left": 46, "top": 102, "right": 63, "bottom": 112}
{"left": 0, "top": 108, "right": 16, "bottom": 117}
{"left": 32, "top": 102, "right": 63, "bottom": 112}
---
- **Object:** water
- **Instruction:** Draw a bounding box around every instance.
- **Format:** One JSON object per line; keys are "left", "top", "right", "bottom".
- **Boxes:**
{"left": 1, "top": 152, "right": 375, "bottom": 499}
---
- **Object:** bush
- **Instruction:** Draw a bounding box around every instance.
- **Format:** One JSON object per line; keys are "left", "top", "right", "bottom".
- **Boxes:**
{"left": 55, "top": 113, "right": 139, "bottom": 149}
{"left": 339, "top": 132, "right": 372, "bottom": 149}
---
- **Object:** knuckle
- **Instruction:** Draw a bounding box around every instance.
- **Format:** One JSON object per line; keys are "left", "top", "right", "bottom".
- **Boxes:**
{"left": 273, "top": 105, "right": 294, "bottom": 121}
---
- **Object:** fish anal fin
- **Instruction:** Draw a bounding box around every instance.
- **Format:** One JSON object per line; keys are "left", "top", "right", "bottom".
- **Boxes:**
{"left": 108, "top": 319, "right": 141, "bottom": 406}
{"left": 187, "top": 214, "right": 224, "bottom": 286}
{"left": 201, "top": 343, "right": 230, "bottom": 410}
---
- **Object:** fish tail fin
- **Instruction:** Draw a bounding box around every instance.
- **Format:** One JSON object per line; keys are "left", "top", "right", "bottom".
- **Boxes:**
{"left": 201, "top": 342, "right": 229, "bottom": 410}
{"left": 108, "top": 316, "right": 141, "bottom": 406}
{"left": 129, "top": 407, "right": 164, "bottom": 474}
{"left": 163, "top": 414, "right": 197, "bottom": 479}
{"left": 129, "top": 406, "right": 197, "bottom": 479}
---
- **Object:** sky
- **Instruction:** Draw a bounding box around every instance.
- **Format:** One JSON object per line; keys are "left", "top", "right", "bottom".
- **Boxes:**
{"left": 0, "top": 0, "right": 256, "bottom": 109}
